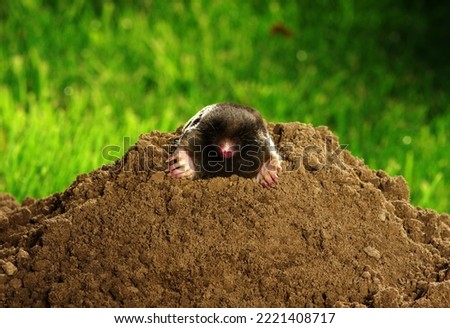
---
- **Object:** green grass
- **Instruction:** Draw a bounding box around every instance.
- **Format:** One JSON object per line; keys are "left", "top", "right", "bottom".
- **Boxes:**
{"left": 1, "top": 0, "right": 449, "bottom": 213}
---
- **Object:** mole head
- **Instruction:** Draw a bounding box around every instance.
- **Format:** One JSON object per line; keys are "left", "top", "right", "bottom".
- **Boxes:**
{"left": 218, "top": 138, "right": 238, "bottom": 159}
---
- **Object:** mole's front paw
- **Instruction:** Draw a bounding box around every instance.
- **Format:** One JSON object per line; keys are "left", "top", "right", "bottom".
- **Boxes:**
{"left": 166, "top": 149, "right": 196, "bottom": 179}
{"left": 256, "top": 157, "right": 282, "bottom": 188}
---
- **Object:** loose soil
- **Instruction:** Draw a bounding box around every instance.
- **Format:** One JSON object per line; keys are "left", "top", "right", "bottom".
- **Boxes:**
{"left": 1, "top": 123, "right": 449, "bottom": 307}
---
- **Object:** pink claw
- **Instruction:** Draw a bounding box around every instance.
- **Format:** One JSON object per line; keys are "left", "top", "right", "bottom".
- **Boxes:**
{"left": 257, "top": 155, "right": 282, "bottom": 188}
{"left": 166, "top": 149, "right": 196, "bottom": 179}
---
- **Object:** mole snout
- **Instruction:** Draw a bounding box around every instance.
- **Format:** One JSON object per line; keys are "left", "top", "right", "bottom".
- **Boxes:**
{"left": 218, "top": 139, "right": 237, "bottom": 159}
{"left": 166, "top": 103, "right": 282, "bottom": 187}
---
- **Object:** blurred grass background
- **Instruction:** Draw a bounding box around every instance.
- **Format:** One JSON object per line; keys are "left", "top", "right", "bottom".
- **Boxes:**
{"left": 0, "top": 0, "right": 448, "bottom": 212}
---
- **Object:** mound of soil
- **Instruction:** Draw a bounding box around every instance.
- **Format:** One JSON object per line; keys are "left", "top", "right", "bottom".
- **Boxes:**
{"left": 1, "top": 123, "right": 449, "bottom": 308}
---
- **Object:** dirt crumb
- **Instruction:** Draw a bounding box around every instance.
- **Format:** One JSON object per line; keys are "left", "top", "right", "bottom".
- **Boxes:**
{"left": 0, "top": 122, "right": 448, "bottom": 307}
{"left": 1, "top": 261, "right": 17, "bottom": 276}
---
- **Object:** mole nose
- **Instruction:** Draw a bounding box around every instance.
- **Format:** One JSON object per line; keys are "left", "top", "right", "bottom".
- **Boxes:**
{"left": 221, "top": 149, "right": 234, "bottom": 158}
{"left": 219, "top": 140, "right": 236, "bottom": 158}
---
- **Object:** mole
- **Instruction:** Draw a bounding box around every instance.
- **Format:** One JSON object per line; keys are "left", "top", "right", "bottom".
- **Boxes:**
{"left": 166, "top": 103, "right": 282, "bottom": 187}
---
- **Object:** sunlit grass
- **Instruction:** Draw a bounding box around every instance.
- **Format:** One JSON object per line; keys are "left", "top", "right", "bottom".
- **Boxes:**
{"left": 0, "top": 0, "right": 448, "bottom": 212}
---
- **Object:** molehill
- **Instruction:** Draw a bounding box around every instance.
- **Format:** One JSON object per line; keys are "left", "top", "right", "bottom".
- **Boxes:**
{"left": 1, "top": 122, "right": 449, "bottom": 307}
